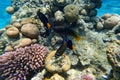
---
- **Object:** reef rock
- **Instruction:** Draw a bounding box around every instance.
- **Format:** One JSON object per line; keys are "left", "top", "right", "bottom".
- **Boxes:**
{"left": 21, "top": 23, "right": 39, "bottom": 38}
{"left": 6, "top": 27, "right": 19, "bottom": 38}
{"left": 6, "top": 6, "right": 15, "bottom": 14}
{"left": 104, "top": 15, "right": 120, "bottom": 29}
{"left": 106, "top": 42, "right": 120, "bottom": 80}
{"left": 64, "top": 4, "right": 79, "bottom": 23}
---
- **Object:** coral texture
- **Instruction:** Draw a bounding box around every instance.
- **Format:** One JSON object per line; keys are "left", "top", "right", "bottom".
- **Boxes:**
{"left": 64, "top": 4, "right": 79, "bottom": 23}
{"left": 44, "top": 73, "right": 65, "bottom": 80}
{"left": 45, "top": 50, "right": 71, "bottom": 72}
{"left": 21, "top": 23, "right": 39, "bottom": 38}
{"left": 0, "top": 44, "right": 48, "bottom": 80}
{"left": 6, "top": 27, "right": 19, "bottom": 38}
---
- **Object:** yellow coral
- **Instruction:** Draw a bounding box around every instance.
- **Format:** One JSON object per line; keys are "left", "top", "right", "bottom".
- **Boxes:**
{"left": 45, "top": 50, "right": 71, "bottom": 72}
{"left": 44, "top": 73, "right": 65, "bottom": 80}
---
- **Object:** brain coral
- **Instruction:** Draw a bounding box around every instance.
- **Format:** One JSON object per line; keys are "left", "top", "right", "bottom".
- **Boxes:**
{"left": 0, "top": 44, "right": 48, "bottom": 80}
{"left": 64, "top": 4, "right": 79, "bottom": 23}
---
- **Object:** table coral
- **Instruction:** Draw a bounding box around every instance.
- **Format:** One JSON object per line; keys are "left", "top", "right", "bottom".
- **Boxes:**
{"left": 0, "top": 44, "right": 48, "bottom": 80}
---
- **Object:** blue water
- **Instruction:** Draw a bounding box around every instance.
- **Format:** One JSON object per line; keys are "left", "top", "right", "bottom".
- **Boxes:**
{"left": 0, "top": 0, "right": 11, "bottom": 29}
{"left": 0, "top": 0, "right": 120, "bottom": 29}
{"left": 97, "top": 0, "right": 120, "bottom": 16}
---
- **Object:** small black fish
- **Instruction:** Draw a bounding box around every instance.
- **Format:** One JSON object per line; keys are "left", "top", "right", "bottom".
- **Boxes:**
{"left": 55, "top": 37, "right": 76, "bottom": 57}
{"left": 37, "top": 10, "right": 51, "bottom": 29}
{"left": 37, "top": 10, "right": 51, "bottom": 37}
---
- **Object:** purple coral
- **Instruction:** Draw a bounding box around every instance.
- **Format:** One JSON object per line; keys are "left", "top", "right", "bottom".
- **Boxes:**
{"left": 81, "top": 74, "right": 94, "bottom": 80}
{"left": 0, "top": 44, "right": 48, "bottom": 80}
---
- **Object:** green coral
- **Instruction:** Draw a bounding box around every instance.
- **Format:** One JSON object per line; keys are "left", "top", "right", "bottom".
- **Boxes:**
{"left": 64, "top": 4, "right": 79, "bottom": 23}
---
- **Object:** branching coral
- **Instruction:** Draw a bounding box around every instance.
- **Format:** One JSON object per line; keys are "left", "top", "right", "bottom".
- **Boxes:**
{"left": 0, "top": 44, "right": 48, "bottom": 80}
{"left": 45, "top": 50, "right": 71, "bottom": 72}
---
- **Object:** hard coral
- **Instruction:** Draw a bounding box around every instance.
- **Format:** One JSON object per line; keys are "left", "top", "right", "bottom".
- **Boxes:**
{"left": 64, "top": 4, "right": 79, "bottom": 23}
{"left": 0, "top": 44, "right": 48, "bottom": 80}
{"left": 45, "top": 50, "right": 71, "bottom": 72}
{"left": 21, "top": 23, "right": 39, "bottom": 39}
{"left": 44, "top": 73, "right": 65, "bottom": 80}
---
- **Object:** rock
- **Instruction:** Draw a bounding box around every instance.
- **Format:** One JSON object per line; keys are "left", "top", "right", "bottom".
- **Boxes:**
{"left": 54, "top": 10, "right": 64, "bottom": 22}
{"left": 21, "top": 23, "right": 39, "bottom": 38}
{"left": 104, "top": 16, "right": 120, "bottom": 29}
{"left": 11, "top": 15, "right": 17, "bottom": 22}
{"left": 45, "top": 73, "right": 65, "bottom": 80}
{"left": 19, "top": 38, "right": 32, "bottom": 47}
{"left": 32, "top": 39, "right": 38, "bottom": 43}
{"left": 13, "top": 22, "right": 22, "bottom": 29}
{"left": 21, "top": 18, "right": 37, "bottom": 25}
{"left": 96, "top": 22, "right": 103, "bottom": 30}
{"left": 6, "top": 6, "right": 15, "bottom": 14}
{"left": 4, "top": 45, "right": 14, "bottom": 52}
{"left": 80, "top": 9, "right": 87, "bottom": 15}
{"left": 102, "top": 13, "right": 112, "bottom": 20}
{"left": 6, "top": 27, "right": 19, "bottom": 38}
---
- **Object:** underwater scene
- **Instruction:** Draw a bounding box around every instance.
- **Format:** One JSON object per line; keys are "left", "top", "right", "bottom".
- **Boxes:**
{"left": 0, "top": 0, "right": 120, "bottom": 80}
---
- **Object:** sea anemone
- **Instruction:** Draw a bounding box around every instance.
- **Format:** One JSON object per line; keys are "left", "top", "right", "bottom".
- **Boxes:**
{"left": 0, "top": 44, "right": 48, "bottom": 80}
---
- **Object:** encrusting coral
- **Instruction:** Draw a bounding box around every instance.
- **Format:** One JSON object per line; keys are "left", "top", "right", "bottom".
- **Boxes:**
{"left": 106, "top": 43, "right": 120, "bottom": 79}
{"left": 64, "top": 4, "right": 79, "bottom": 23}
{"left": 45, "top": 50, "right": 71, "bottom": 72}
{"left": 44, "top": 73, "right": 65, "bottom": 80}
{"left": 0, "top": 44, "right": 48, "bottom": 80}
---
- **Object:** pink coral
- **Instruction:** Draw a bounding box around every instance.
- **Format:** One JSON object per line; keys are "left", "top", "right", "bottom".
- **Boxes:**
{"left": 0, "top": 44, "right": 48, "bottom": 80}
{"left": 81, "top": 74, "right": 94, "bottom": 80}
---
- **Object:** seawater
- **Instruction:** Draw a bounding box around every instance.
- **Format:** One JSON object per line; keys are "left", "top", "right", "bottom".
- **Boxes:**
{"left": 0, "top": 0, "right": 11, "bottom": 29}
{"left": 97, "top": 0, "right": 120, "bottom": 16}
{"left": 0, "top": 0, "right": 120, "bottom": 29}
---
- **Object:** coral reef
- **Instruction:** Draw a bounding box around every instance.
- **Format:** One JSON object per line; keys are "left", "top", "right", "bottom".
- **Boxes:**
{"left": 0, "top": 44, "right": 48, "bottom": 80}
{"left": 45, "top": 50, "right": 71, "bottom": 72}
{"left": 21, "top": 23, "right": 39, "bottom": 39}
{"left": 6, "top": 6, "right": 15, "bottom": 14}
{"left": 2, "top": 0, "right": 120, "bottom": 80}
{"left": 6, "top": 27, "right": 19, "bottom": 38}
{"left": 106, "top": 42, "right": 120, "bottom": 80}
{"left": 45, "top": 73, "right": 65, "bottom": 80}
{"left": 64, "top": 4, "right": 79, "bottom": 23}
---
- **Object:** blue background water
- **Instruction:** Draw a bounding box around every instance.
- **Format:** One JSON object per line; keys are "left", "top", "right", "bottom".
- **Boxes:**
{"left": 0, "top": 0, "right": 11, "bottom": 29}
{"left": 0, "top": 0, "right": 120, "bottom": 29}
{"left": 97, "top": 0, "right": 120, "bottom": 16}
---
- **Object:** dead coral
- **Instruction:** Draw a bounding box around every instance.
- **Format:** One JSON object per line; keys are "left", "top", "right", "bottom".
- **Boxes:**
{"left": 106, "top": 43, "right": 120, "bottom": 80}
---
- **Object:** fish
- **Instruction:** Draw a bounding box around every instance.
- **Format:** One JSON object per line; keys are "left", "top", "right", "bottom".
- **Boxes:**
{"left": 37, "top": 10, "right": 51, "bottom": 29}
{"left": 37, "top": 10, "right": 51, "bottom": 37}
{"left": 55, "top": 36, "right": 76, "bottom": 57}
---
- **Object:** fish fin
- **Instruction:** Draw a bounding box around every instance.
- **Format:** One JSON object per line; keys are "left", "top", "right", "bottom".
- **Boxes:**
{"left": 47, "top": 23, "right": 51, "bottom": 29}
{"left": 72, "top": 45, "right": 76, "bottom": 50}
